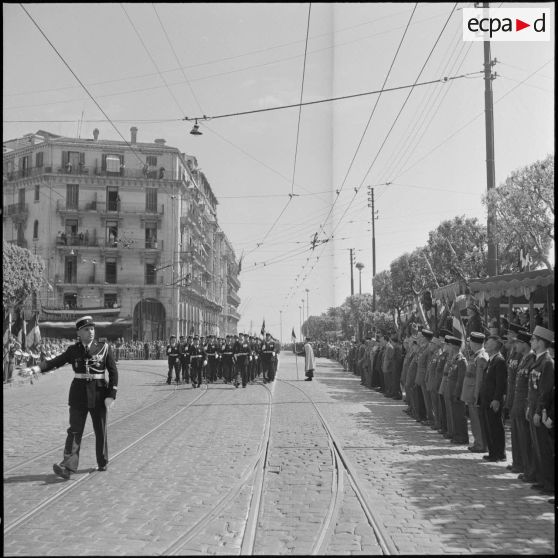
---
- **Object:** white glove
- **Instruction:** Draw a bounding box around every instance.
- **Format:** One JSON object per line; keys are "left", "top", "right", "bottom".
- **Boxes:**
{"left": 104, "top": 397, "right": 115, "bottom": 410}
{"left": 203, "top": 360, "right": 207, "bottom": 366}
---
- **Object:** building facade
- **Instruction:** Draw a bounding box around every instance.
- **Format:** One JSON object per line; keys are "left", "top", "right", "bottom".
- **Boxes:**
{"left": 3, "top": 128, "right": 241, "bottom": 340}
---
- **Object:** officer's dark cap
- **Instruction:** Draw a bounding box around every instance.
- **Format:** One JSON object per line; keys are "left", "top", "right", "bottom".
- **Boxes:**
{"left": 469, "top": 332, "right": 485, "bottom": 344}
{"left": 508, "top": 322, "right": 525, "bottom": 334}
{"left": 76, "top": 316, "right": 95, "bottom": 330}
{"left": 516, "top": 331, "right": 532, "bottom": 345}
{"left": 446, "top": 336, "right": 462, "bottom": 347}
{"left": 438, "top": 328, "right": 452, "bottom": 338}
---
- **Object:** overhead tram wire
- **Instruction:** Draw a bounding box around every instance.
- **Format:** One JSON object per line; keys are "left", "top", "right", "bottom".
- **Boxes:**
{"left": 245, "top": 3, "right": 313, "bottom": 257}
{"left": 18, "top": 4, "right": 146, "bottom": 169}
{"left": 315, "top": 3, "right": 418, "bottom": 237}
{"left": 282, "top": 4, "right": 421, "bottom": 303}
{"left": 285, "top": 3, "right": 459, "bottom": 302}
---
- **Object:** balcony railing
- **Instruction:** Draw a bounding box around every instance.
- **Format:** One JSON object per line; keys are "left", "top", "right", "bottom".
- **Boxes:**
{"left": 5, "top": 165, "right": 176, "bottom": 181}
{"left": 227, "top": 291, "right": 241, "bottom": 306}
{"left": 55, "top": 199, "right": 164, "bottom": 215}
{"left": 56, "top": 233, "right": 99, "bottom": 247}
{"left": 5, "top": 203, "right": 28, "bottom": 215}
{"left": 7, "top": 239, "right": 28, "bottom": 248}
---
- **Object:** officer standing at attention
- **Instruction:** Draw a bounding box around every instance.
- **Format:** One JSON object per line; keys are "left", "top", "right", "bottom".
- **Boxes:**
{"left": 166, "top": 335, "right": 181, "bottom": 385}
{"left": 261, "top": 332, "right": 279, "bottom": 383}
{"left": 479, "top": 334, "right": 508, "bottom": 462}
{"left": 22, "top": 316, "right": 118, "bottom": 479}
{"left": 233, "top": 333, "right": 251, "bottom": 388}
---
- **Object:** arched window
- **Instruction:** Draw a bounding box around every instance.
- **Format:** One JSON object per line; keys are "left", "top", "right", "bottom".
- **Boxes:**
{"left": 33, "top": 219, "right": 39, "bottom": 239}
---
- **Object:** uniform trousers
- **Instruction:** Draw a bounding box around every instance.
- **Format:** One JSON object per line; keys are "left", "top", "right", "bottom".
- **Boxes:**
{"left": 529, "top": 420, "right": 554, "bottom": 490}
{"left": 413, "top": 384, "right": 426, "bottom": 421}
{"left": 191, "top": 361, "right": 204, "bottom": 386}
{"left": 207, "top": 357, "right": 218, "bottom": 382}
{"left": 467, "top": 405, "right": 486, "bottom": 450}
{"left": 167, "top": 358, "right": 180, "bottom": 382}
{"left": 262, "top": 359, "right": 275, "bottom": 382}
{"left": 511, "top": 414, "right": 534, "bottom": 478}
{"left": 430, "top": 390, "right": 441, "bottom": 429}
{"left": 480, "top": 405, "right": 506, "bottom": 459}
{"left": 180, "top": 359, "right": 190, "bottom": 383}
{"left": 61, "top": 405, "right": 108, "bottom": 472}
{"left": 438, "top": 394, "right": 448, "bottom": 434}
{"left": 443, "top": 392, "right": 454, "bottom": 437}
{"left": 236, "top": 358, "right": 249, "bottom": 386}
{"left": 451, "top": 398, "right": 469, "bottom": 443}
{"left": 392, "top": 365, "right": 403, "bottom": 398}
{"left": 509, "top": 416, "right": 523, "bottom": 471}
{"left": 222, "top": 360, "right": 233, "bottom": 383}
{"left": 420, "top": 384, "right": 432, "bottom": 422}
{"left": 383, "top": 370, "right": 392, "bottom": 395}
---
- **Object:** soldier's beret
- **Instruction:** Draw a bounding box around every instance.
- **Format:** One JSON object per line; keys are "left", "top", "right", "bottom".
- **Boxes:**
{"left": 75, "top": 316, "right": 95, "bottom": 330}
{"left": 446, "top": 336, "right": 462, "bottom": 347}
{"left": 421, "top": 329, "right": 434, "bottom": 339}
{"left": 516, "top": 331, "right": 532, "bottom": 345}
{"left": 469, "top": 332, "right": 485, "bottom": 343}
{"left": 532, "top": 325, "right": 554, "bottom": 343}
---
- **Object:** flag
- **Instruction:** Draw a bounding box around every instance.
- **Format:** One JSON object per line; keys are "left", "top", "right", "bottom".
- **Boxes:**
{"left": 519, "top": 248, "right": 531, "bottom": 271}
{"left": 291, "top": 327, "right": 296, "bottom": 342}
{"left": 3, "top": 311, "right": 11, "bottom": 346}
{"left": 11, "top": 309, "right": 25, "bottom": 349}
{"left": 452, "top": 316, "right": 466, "bottom": 340}
{"left": 26, "top": 312, "right": 41, "bottom": 349}
{"left": 260, "top": 319, "right": 265, "bottom": 336}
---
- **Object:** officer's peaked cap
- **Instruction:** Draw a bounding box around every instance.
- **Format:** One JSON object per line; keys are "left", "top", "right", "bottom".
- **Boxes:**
{"left": 469, "top": 331, "right": 485, "bottom": 343}
{"left": 516, "top": 330, "right": 532, "bottom": 345}
{"left": 76, "top": 316, "right": 95, "bottom": 330}
{"left": 533, "top": 325, "right": 554, "bottom": 343}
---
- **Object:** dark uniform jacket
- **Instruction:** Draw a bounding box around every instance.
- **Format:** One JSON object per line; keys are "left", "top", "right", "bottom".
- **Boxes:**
{"left": 478, "top": 352, "right": 507, "bottom": 406}
{"left": 205, "top": 342, "right": 218, "bottom": 359}
{"left": 233, "top": 340, "right": 251, "bottom": 362}
{"left": 38, "top": 339, "right": 118, "bottom": 408}
{"left": 529, "top": 350, "right": 555, "bottom": 416}
{"left": 221, "top": 342, "right": 235, "bottom": 362}
{"left": 188, "top": 345, "right": 206, "bottom": 366}
{"left": 179, "top": 341, "right": 190, "bottom": 364}
{"left": 510, "top": 351, "right": 536, "bottom": 418}
{"left": 261, "top": 340, "right": 278, "bottom": 362}
{"left": 166, "top": 342, "right": 180, "bottom": 362}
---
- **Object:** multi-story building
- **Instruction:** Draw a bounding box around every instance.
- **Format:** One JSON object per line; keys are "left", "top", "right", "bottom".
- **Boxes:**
{"left": 3, "top": 128, "right": 241, "bottom": 340}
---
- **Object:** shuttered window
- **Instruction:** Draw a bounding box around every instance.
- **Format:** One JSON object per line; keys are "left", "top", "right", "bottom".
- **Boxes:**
{"left": 66, "top": 184, "right": 79, "bottom": 209}
{"left": 146, "top": 188, "right": 158, "bottom": 212}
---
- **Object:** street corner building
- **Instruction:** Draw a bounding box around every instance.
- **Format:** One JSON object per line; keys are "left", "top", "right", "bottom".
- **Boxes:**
{"left": 3, "top": 128, "right": 241, "bottom": 340}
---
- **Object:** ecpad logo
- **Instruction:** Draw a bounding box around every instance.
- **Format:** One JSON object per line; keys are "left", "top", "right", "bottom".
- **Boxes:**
{"left": 463, "top": 7, "right": 551, "bottom": 41}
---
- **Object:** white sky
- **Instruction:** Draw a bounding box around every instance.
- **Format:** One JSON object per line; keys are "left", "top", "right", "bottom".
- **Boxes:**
{"left": 3, "top": 3, "right": 554, "bottom": 340}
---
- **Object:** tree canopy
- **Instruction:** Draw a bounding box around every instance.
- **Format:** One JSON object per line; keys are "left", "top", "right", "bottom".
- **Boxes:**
{"left": 3, "top": 242, "right": 45, "bottom": 310}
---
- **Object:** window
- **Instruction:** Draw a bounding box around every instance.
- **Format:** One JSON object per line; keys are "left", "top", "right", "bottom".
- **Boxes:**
{"left": 64, "top": 256, "right": 77, "bottom": 284}
{"left": 62, "top": 151, "right": 84, "bottom": 173}
{"left": 18, "top": 188, "right": 25, "bottom": 208}
{"left": 106, "top": 220, "right": 118, "bottom": 247}
{"left": 107, "top": 187, "right": 120, "bottom": 212}
{"left": 105, "top": 258, "right": 117, "bottom": 284}
{"left": 35, "top": 152, "right": 44, "bottom": 168}
{"left": 145, "top": 263, "right": 156, "bottom": 285}
{"left": 17, "top": 223, "right": 25, "bottom": 245}
{"left": 65, "top": 219, "right": 78, "bottom": 244}
{"left": 63, "top": 293, "right": 78, "bottom": 310}
{"left": 20, "top": 155, "right": 30, "bottom": 177}
{"left": 145, "top": 223, "right": 157, "bottom": 248}
{"left": 104, "top": 293, "right": 118, "bottom": 308}
{"left": 34, "top": 184, "right": 40, "bottom": 201}
{"left": 33, "top": 220, "right": 39, "bottom": 239}
{"left": 66, "top": 184, "right": 79, "bottom": 209}
{"left": 146, "top": 188, "right": 158, "bottom": 212}
{"left": 146, "top": 155, "right": 157, "bottom": 167}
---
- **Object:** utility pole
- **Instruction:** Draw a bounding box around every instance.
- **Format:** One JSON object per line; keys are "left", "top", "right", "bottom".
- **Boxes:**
{"left": 482, "top": 1, "right": 498, "bottom": 278}
{"left": 349, "top": 248, "right": 354, "bottom": 296}
{"left": 280, "top": 310, "right": 283, "bottom": 344}
{"left": 367, "top": 186, "right": 378, "bottom": 311}
{"left": 305, "top": 289, "right": 309, "bottom": 322}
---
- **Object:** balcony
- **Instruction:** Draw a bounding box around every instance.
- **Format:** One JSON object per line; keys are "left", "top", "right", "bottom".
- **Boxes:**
{"left": 228, "top": 273, "right": 240, "bottom": 290}
{"left": 7, "top": 239, "right": 28, "bottom": 249}
{"left": 227, "top": 290, "right": 241, "bottom": 306}
{"left": 5, "top": 165, "right": 177, "bottom": 182}
{"left": 55, "top": 199, "right": 164, "bottom": 217}
{"left": 56, "top": 233, "right": 99, "bottom": 248}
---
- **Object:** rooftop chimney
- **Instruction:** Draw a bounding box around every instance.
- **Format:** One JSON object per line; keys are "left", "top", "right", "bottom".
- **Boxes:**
{"left": 93, "top": 128, "right": 99, "bottom": 141}
{"left": 130, "top": 126, "right": 138, "bottom": 145}
{"left": 154, "top": 138, "right": 166, "bottom": 146}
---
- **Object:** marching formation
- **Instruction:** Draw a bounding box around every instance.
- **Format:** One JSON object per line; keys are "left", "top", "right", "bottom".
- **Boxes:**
{"left": 165, "top": 331, "right": 280, "bottom": 388}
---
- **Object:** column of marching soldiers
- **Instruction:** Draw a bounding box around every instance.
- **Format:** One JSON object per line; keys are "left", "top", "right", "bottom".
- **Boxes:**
{"left": 338, "top": 323, "right": 554, "bottom": 500}
{"left": 165, "top": 332, "right": 280, "bottom": 389}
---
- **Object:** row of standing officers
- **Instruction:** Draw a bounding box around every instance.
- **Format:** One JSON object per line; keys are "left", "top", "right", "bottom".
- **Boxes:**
{"left": 165, "top": 332, "right": 280, "bottom": 388}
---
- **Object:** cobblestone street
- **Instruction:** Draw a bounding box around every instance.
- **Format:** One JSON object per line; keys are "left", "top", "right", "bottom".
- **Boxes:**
{"left": 3, "top": 354, "right": 555, "bottom": 555}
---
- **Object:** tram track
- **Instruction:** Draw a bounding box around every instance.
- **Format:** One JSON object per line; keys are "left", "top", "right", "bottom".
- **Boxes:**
{"left": 277, "top": 378, "right": 397, "bottom": 555}
{"left": 4, "top": 383, "right": 209, "bottom": 534}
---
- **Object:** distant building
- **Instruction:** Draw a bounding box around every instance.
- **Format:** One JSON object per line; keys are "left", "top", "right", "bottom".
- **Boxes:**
{"left": 3, "top": 127, "right": 241, "bottom": 340}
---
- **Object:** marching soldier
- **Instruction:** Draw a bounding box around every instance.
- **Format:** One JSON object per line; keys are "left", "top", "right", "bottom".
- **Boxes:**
{"left": 166, "top": 335, "right": 181, "bottom": 385}
{"left": 216, "top": 337, "right": 224, "bottom": 380}
{"left": 233, "top": 332, "right": 251, "bottom": 388}
{"left": 261, "top": 332, "right": 279, "bottom": 383}
{"left": 205, "top": 334, "right": 219, "bottom": 383}
{"left": 179, "top": 335, "right": 190, "bottom": 384}
{"left": 21, "top": 316, "right": 118, "bottom": 479}
{"left": 189, "top": 336, "right": 207, "bottom": 388}
{"left": 221, "top": 335, "right": 235, "bottom": 383}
